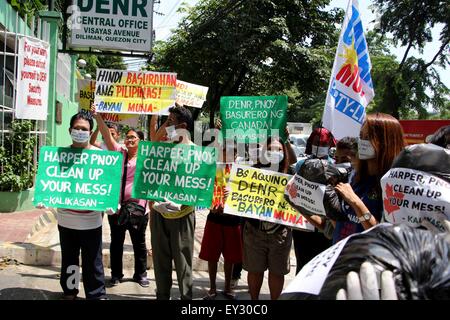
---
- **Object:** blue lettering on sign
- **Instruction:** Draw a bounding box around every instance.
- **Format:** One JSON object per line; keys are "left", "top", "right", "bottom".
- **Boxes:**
{"left": 330, "top": 81, "right": 365, "bottom": 124}
{"left": 342, "top": 5, "right": 373, "bottom": 89}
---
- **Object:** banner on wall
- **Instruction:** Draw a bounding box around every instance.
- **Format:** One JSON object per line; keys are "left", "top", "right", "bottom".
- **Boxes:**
{"left": 33, "top": 146, "right": 123, "bottom": 211}
{"left": 15, "top": 36, "right": 50, "bottom": 120}
{"left": 94, "top": 69, "right": 177, "bottom": 115}
{"left": 132, "top": 142, "right": 217, "bottom": 207}
{"left": 223, "top": 165, "right": 314, "bottom": 231}
{"left": 220, "top": 96, "right": 288, "bottom": 143}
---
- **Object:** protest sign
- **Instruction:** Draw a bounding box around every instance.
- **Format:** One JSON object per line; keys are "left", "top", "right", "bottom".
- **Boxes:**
{"left": 33, "top": 146, "right": 123, "bottom": 211}
{"left": 220, "top": 96, "right": 288, "bottom": 143}
{"left": 69, "top": 0, "right": 153, "bottom": 52}
{"left": 94, "top": 69, "right": 177, "bottom": 115}
{"left": 285, "top": 175, "right": 327, "bottom": 216}
{"left": 381, "top": 168, "right": 450, "bottom": 232}
{"left": 223, "top": 165, "right": 314, "bottom": 231}
{"left": 76, "top": 79, "right": 139, "bottom": 126}
{"left": 283, "top": 223, "right": 391, "bottom": 295}
{"left": 176, "top": 80, "right": 208, "bottom": 108}
{"left": 132, "top": 142, "right": 217, "bottom": 207}
{"left": 211, "top": 164, "right": 231, "bottom": 209}
{"left": 15, "top": 36, "right": 50, "bottom": 120}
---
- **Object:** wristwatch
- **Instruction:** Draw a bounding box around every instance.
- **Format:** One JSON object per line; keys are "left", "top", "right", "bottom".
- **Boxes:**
{"left": 358, "top": 212, "right": 372, "bottom": 222}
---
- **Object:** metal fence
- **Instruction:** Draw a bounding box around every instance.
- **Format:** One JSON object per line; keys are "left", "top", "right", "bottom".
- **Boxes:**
{"left": 0, "top": 11, "right": 49, "bottom": 190}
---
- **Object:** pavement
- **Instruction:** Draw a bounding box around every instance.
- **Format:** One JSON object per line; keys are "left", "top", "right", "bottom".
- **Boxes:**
{"left": 0, "top": 208, "right": 298, "bottom": 300}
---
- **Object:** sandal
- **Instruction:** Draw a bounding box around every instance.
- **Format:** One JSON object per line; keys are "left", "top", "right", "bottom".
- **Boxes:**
{"left": 222, "top": 291, "right": 236, "bottom": 300}
{"left": 202, "top": 291, "right": 217, "bottom": 300}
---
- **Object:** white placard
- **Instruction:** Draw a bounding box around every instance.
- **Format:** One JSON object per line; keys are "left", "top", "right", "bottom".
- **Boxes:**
{"left": 285, "top": 174, "right": 327, "bottom": 216}
{"left": 176, "top": 80, "right": 209, "bottom": 108}
{"left": 15, "top": 36, "right": 50, "bottom": 120}
{"left": 283, "top": 223, "right": 391, "bottom": 295}
{"left": 381, "top": 167, "right": 450, "bottom": 231}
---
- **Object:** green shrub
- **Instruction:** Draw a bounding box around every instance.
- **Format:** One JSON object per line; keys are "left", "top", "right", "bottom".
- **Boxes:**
{"left": 0, "top": 120, "right": 37, "bottom": 192}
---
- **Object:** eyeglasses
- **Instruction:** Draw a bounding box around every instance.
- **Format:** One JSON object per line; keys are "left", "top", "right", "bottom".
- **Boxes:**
{"left": 125, "top": 136, "right": 139, "bottom": 141}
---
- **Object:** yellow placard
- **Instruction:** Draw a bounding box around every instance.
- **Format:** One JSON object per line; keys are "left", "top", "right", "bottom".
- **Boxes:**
{"left": 94, "top": 69, "right": 177, "bottom": 115}
{"left": 176, "top": 80, "right": 208, "bottom": 108}
{"left": 224, "top": 165, "right": 314, "bottom": 231}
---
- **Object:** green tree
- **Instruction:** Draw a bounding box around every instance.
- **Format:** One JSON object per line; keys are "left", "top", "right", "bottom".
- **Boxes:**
{"left": 372, "top": 0, "right": 449, "bottom": 119}
{"left": 78, "top": 54, "right": 126, "bottom": 79}
{"left": 149, "top": 0, "right": 343, "bottom": 126}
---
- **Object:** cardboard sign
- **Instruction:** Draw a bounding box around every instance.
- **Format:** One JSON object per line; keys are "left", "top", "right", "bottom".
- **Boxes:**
{"left": 76, "top": 79, "right": 140, "bottom": 126}
{"left": 224, "top": 165, "right": 314, "bottom": 231}
{"left": 381, "top": 168, "right": 450, "bottom": 231}
{"left": 33, "top": 147, "right": 123, "bottom": 211}
{"left": 69, "top": 0, "right": 153, "bottom": 52}
{"left": 285, "top": 175, "right": 327, "bottom": 216}
{"left": 94, "top": 69, "right": 177, "bottom": 115}
{"left": 15, "top": 36, "right": 50, "bottom": 120}
{"left": 283, "top": 223, "right": 391, "bottom": 295}
{"left": 132, "top": 142, "right": 217, "bottom": 207}
{"left": 220, "top": 96, "right": 288, "bottom": 143}
{"left": 211, "top": 164, "right": 232, "bottom": 209}
{"left": 176, "top": 80, "right": 208, "bottom": 108}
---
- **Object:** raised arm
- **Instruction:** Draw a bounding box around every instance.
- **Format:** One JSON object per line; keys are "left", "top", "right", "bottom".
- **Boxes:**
{"left": 90, "top": 127, "right": 101, "bottom": 148}
{"left": 150, "top": 115, "right": 169, "bottom": 142}
{"left": 284, "top": 127, "right": 297, "bottom": 166}
{"left": 92, "top": 109, "right": 118, "bottom": 151}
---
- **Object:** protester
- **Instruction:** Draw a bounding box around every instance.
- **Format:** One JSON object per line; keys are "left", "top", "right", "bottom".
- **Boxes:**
{"left": 242, "top": 136, "right": 292, "bottom": 300}
{"left": 291, "top": 127, "right": 335, "bottom": 273}
{"left": 150, "top": 104, "right": 197, "bottom": 300}
{"left": 199, "top": 142, "right": 242, "bottom": 300}
{"left": 296, "top": 136, "right": 358, "bottom": 235}
{"left": 334, "top": 137, "right": 358, "bottom": 166}
{"left": 332, "top": 113, "right": 405, "bottom": 243}
{"left": 90, "top": 122, "right": 121, "bottom": 150}
{"left": 93, "top": 111, "right": 150, "bottom": 288}
{"left": 53, "top": 112, "right": 107, "bottom": 300}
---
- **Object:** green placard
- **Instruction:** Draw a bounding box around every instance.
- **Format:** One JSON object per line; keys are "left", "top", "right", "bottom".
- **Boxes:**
{"left": 132, "top": 142, "right": 217, "bottom": 207}
{"left": 33, "top": 146, "right": 123, "bottom": 211}
{"left": 220, "top": 95, "right": 288, "bottom": 143}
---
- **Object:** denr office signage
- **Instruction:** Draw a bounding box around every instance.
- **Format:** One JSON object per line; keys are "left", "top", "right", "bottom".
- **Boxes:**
{"left": 70, "top": 0, "right": 153, "bottom": 52}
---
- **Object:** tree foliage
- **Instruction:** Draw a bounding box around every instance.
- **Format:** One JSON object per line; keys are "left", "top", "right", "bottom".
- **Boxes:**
{"left": 149, "top": 0, "right": 343, "bottom": 126}
{"left": 371, "top": 0, "right": 449, "bottom": 119}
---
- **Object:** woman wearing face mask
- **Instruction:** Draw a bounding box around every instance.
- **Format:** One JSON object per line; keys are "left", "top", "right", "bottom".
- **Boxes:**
{"left": 242, "top": 137, "right": 292, "bottom": 300}
{"left": 332, "top": 113, "right": 405, "bottom": 244}
{"left": 93, "top": 111, "right": 150, "bottom": 288}
{"left": 53, "top": 112, "right": 107, "bottom": 300}
{"left": 291, "top": 127, "right": 336, "bottom": 274}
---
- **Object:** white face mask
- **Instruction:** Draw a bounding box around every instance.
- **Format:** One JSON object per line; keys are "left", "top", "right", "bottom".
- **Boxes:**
{"left": 165, "top": 125, "right": 177, "bottom": 141}
{"left": 311, "top": 145, "right": 329, "bottom": 158}
{"left": 265, "top": 151, "right": 284, "bottom": 164}
{"left": 358, "top": 139, "right": 376, "bottom": 160}
{"left": 71, "top": 129, "right": 90, "bottom": 144}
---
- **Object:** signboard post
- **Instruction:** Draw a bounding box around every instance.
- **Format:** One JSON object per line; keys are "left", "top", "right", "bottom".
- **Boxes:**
{"left": 69, "top": 0, "right": 154, "bottom": 52}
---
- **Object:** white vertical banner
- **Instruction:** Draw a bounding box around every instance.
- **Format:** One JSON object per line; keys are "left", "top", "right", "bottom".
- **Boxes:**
{"left": 321, "top": 0, "right": 374, "bottom": 140}
{"left": 15, "top": 36, "right": 50, "bottom": 120}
